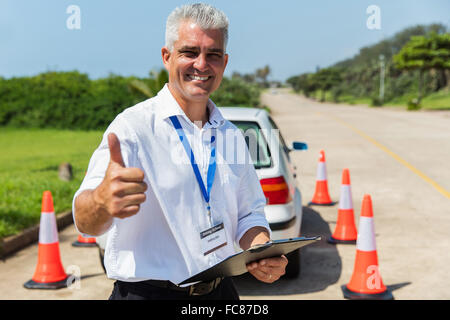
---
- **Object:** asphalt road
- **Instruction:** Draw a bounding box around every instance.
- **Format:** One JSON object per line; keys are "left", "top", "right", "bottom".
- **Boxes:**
{"left": 1, "top": 89, "right": 449, "bottom": 300}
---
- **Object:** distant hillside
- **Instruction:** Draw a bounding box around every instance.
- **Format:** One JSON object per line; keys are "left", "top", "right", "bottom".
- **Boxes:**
{"left": 287, "top": 23, "right": 450, "bottom": 110}
{"left": 333, "top": 23, "right": 447, "bottom": 68}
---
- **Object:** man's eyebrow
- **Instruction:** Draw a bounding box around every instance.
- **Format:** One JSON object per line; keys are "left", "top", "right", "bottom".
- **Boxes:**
{"left": 178, "top": 46, "right": 224, "bottom": 54}
{"left": 207, "top": 48, "right": 224, "bottom": 54}
{"left": 178, "top": 46, "right": 199, "bottom": 51}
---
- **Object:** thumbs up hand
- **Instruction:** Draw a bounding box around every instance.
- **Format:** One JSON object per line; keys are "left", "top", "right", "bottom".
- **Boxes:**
{"left": 93, "top": 133, "right": 148, "bottom": 219}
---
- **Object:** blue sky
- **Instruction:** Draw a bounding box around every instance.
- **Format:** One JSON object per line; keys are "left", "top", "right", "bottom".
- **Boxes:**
{"left": 1, "top": 0, "right": 449, "bottom": 81}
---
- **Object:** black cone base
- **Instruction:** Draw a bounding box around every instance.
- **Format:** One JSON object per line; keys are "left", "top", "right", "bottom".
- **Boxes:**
{"left": 341, "top": 284, "right": 394, "bottom": 300}
{"left": 327, "top": 236, "right": 357, "bottom": 245}
{"left": 24, "top": 277, "right": 69, "bottom": 290}
{"left": 308, "top": 201, "right": 337, "bottom": 206}
{"left": 72, "top": 240, "right": 98, "bottom": 247}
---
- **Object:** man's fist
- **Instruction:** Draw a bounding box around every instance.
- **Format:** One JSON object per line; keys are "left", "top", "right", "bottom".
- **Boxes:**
{"left": 93, "top": 132, "right": 148, "bottom": 219}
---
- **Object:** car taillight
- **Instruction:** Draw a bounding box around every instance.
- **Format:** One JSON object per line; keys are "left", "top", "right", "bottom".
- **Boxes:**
{"left": 260, "top": 176, "right": 292, "bottom": 205}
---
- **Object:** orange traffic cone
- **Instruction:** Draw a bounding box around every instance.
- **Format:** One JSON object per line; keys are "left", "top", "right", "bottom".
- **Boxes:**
{"left": 328, "top": 168, "right": 357, "bottom": 244}
{"left": 72, "top": 234, "right": 97, "bottom": 247}
{"left": 341, "top": 195, "right": 393, "bottom": 299}
{"left": 309, "top": 150, "right": 335, "bottom": 206}
{"left": 24, "top": 191, "right": 69, "bottom": 289}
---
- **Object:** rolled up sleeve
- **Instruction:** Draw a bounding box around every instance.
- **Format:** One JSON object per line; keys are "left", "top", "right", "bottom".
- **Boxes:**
{"left": 235, "top": 161, "right": 272, "bottom": 244}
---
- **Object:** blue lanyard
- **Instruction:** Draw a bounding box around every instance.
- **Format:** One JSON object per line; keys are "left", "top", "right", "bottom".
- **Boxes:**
{"left": 169, "top": 116, "right": 216, "bottom": 214}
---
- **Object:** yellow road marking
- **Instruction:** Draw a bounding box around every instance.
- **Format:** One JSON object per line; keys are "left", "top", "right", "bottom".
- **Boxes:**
{"left": 316, "top": 112, "right": 450, "bottom": 199}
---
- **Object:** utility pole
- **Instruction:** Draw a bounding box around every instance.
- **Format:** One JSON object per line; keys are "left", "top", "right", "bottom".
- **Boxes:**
{"left": 379, "top": 54, "right": 385, "bottom": 104}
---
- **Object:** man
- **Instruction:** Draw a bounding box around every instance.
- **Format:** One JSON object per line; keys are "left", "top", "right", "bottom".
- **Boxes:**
{"left": 72, "top": 3, "right": 287, "bottom": 300}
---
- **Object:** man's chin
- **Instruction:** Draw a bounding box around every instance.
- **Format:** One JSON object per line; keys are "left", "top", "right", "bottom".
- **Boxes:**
{"left": 185, "top": 87, "right": 213, "bottom": 100}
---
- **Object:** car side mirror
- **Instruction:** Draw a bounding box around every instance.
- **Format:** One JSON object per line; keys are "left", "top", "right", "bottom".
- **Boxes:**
{"left": 292, "top": 141, "right": 308, "bottom": 151}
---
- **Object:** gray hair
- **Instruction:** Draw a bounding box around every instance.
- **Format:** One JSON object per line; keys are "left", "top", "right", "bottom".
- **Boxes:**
{"left": 165, "top": 3, "right": 229, "bottom": 52}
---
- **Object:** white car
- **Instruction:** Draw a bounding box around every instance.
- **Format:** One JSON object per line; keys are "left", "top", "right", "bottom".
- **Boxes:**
{"left": 219, "top": 107, "right": 307, "bottom": 278}
{"left": 96, "top": 107, "right": 307, "bottom": 278}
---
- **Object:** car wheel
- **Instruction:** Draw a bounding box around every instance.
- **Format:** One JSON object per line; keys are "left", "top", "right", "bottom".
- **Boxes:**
{"left": 284, "top": 249, "right": 301, "bottom": 278}
{"left": 99, "top": 247, "right": 106, "bottom": 274}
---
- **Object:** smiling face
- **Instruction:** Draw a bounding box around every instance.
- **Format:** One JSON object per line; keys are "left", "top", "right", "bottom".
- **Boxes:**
{"left": 162, "top": 20, "right": 228, "bottom": 105}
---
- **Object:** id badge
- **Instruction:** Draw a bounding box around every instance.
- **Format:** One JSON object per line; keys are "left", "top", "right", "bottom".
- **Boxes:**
{"left": 200, "top": 223, "right": 227, "bottom": 256}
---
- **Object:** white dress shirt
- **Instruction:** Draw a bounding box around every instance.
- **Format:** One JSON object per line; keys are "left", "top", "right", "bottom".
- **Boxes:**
{"left": 72, "top": 84, "right": 270, "bottom": 284}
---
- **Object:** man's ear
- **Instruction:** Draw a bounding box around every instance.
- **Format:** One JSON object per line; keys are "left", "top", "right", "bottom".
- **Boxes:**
{"left": 161, "top": 47, "right": 171, "bottom": 70}
{"left": 224, "top": 53, "right": 229, "bottom": 69}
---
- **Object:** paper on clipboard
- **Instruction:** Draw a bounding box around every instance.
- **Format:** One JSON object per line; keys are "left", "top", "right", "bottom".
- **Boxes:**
{"left": 178, "top": 236, "right": 321, "bottom": 285}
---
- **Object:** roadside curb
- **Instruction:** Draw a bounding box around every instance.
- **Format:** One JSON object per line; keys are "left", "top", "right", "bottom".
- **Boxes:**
{"left": 0, "top": 210, "right": 73, "bottom": 259}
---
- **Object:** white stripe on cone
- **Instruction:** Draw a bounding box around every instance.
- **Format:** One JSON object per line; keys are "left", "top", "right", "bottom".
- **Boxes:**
{"left": 316, "top": 162, "right": 327, "bottom": 181}
{"left": 39, "top": 212, "right": 59, "bottom": 244}
{"left": 356, "top": 217, "right": 376, "bottom": 252}
{"left": 339, "top": 185, "right": 353, "bottom": 210}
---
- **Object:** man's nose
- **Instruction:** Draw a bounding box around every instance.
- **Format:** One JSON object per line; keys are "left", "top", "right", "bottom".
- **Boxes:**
{"left": 193, "top": 53, "right": 208, "bottom": 72}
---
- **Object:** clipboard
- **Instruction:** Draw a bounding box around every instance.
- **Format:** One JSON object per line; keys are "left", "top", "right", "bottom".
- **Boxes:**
{"left": 179, "top": 236, "right": 321, "bottom": 285}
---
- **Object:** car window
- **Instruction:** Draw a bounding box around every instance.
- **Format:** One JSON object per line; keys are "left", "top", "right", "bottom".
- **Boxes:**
{"left": 268, "top": 116, "right": 291, "bottom": 162}
{"left": 231, "top": 121, "right": 272, "bottom": 169}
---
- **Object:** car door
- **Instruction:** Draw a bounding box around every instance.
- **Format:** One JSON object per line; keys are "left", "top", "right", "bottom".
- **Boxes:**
{"left": 267, "top": 115, "right": 297, "bottom": 189}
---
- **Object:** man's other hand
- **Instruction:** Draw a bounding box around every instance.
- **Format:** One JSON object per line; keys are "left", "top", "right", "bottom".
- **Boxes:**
{"left": 247, "top": 255, "right": 288, "bottom": 283}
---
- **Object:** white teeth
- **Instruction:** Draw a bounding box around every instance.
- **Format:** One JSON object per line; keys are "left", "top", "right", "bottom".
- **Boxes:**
{"left": 189, "top": 75, "right": 209, "bottom": 81}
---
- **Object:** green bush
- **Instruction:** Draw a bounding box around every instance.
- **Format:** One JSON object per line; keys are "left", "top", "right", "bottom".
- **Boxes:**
{"left": 370, "top": 96, "right": 383, "bottom": 107}
{"left": 0, "top": 71, "right": 261, "bottom": 130}
{"left": 211, "top": 77, "right": 261, "bottom": 108}
{"left": 0, "top": 71, "right": 145, "bottom": 130}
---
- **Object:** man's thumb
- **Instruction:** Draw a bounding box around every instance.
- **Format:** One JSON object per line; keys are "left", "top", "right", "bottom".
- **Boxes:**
{"left": 108, "top": 133, "right": 125, "bottom": 167}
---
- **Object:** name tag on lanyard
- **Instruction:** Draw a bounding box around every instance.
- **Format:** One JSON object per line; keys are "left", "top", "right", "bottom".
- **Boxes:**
{"left": 200, "top": 223, "right": 227, "bottom": 256}
{"left": 169, "top": 116, "right": 227, "bottom": 256}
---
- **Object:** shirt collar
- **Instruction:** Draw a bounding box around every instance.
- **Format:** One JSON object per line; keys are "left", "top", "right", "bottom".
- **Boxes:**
{"left": 157, "top": 84, "right": 226, "bottom": 129}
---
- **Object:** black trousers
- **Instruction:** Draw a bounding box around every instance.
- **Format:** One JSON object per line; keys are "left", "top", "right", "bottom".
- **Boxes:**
{"left": 109, "top": 277, "right": 240, "bottom": 300}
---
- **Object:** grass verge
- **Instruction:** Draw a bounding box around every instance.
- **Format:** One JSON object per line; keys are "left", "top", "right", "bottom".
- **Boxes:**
{"left": 0, "top": 128, "right": 103, "bottom": 238}
{"left": 305, "top": 89, "right": 450, "bottom": 110}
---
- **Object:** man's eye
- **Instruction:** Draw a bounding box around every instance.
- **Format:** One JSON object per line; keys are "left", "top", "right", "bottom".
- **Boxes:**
{"left": 182, "top": 51, "right": 197, "bottom": 57}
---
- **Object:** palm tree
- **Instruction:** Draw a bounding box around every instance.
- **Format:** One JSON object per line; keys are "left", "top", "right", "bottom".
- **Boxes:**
{"left": 393, "top": 32, "right": 450, "bottom": 101}
{"left": 129, "top": 69, "right": 169, "bottom": 98}
{"left": 255, "top": 65, "right": 271, "bottom": 87}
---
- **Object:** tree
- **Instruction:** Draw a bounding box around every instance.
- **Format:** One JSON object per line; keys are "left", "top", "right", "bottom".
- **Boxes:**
{"left": 393, "top": 32, "right": 450, "bottom": 101}
{"left": 232, "top": 71, "right": 256, "bottom": 84}
{"left": 211, "top": 77, "right": 261, "bottom": 108}
{"left": 311, "top": 67, "right": 343, "bottom": 101}
{"left": 255, "top": 65, "right": 271, "bottom": 87}
{"left": 286, "top": 75, "right": 300, "bottom": 91}
{"left": 128, "top": 69, "right": 168, "bottom": 98}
